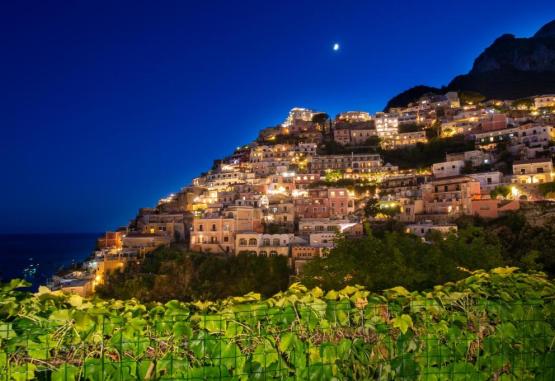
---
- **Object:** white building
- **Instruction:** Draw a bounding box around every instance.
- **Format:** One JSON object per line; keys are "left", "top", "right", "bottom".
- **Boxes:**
{"left": 298, "top": 218, "right": 362, "bottom": 235}
{"left": 432, "top": 160, "right": 465, "bottom": 178}
{"left": 337, "top": 111, "right": 372, "bottom": 122}
{"left": 374, "top": 112, "right": 399, "bottom": 138}
{"left": 534, "top": 95, "right": 555, "bottom": 109}
{"left": 446, "top": 91, "right": 460, "bottom": 108}
{"left": 445, "top": 150, "right": 490, "bottom": 167}
{"left": 406, "top": 221, "right": 457, "bottom": 240}
{"left": 310, "top": 154, "right": 383, "bottom": 173}
{"left": 282, "top": 108, "right": 317, "bottom": 127}
{"left": 513, "top": 124, "right": 553, "bottom": 149}
{"left": 235, "top": 233, "right": 295, "bottom": 256}
{"left": 309, "top": 233, "right": 338, "bottom": 248}
{"left": 295, "top": 143, "right": 318, "bottom": 155}
{"left": 512, "top": 159, "right": 554, "bottom": 184}
{"left": 468, "top": 171, "right": 503, "bottom": 193}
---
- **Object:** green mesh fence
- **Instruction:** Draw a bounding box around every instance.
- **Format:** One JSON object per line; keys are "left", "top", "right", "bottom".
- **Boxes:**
{"left": 1, "top": 299, "right": 554, "bottom": 380}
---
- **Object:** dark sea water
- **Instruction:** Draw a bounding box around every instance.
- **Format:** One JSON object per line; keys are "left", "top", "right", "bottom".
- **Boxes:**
{"left": 0, "top": 233, "right": 99, "bottom": 289}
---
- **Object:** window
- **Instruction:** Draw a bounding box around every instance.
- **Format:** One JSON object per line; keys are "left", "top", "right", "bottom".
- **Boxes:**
{"left": 270, "top": 251, "right": 278, "bottom": 257}
{"left": 211, "top": 224, "right": 216, "bottom": 231}
{"left": 263, "top": 238, "right": 271, "bottom": 246}
{"left": 198, "top": 224, "right": 203, "bottom": 232}
{"left": 239, "top": 238, "right": 247, "bottom": 246}
{"left": 249, "top": 238, "right": 257, "bottom": 246}
{"left": 272, "top": 238, "right": 280, "bottom": 246}
{"left": 224, "top": 236, "right": 229, "bottom": 242}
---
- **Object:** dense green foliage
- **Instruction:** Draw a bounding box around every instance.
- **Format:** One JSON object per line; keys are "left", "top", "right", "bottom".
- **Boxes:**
{"left": 303, "top": 213, "right": 555, "bottom": 293}
{"left": 311, "top": 112, "right": 329, "bottom": 126}
{"left": 1, "top": 269, "right": 554, "bottom": 380}
{"left": 379, "top": 136, "right": 475, "bottom": 169}
{"left": 458, "top": 91, "right": 485, "bottom": 106}
{"left": 490, "top": 185, "right": 512, "bottom": 199}
{"left": 318, "top": 141, "right": 376, "bottom": 155}
{"left": 384, "top": 85, "right": 442, "bottom": 111}
{"left": 512, "top": 98, "right": 534, "bottom": 109}
{"left": 538, "top": 181, "right": 555, "bottom": 197}
{"left": 458, "top": 212, "right": 555, "bottom": 276}
{"left": 397, "top": 123, "right": 421, "bottom": 133}
{"left": 96, "top": 248, "right": 290, "bottom": 303}
{"left": 98, "top": 210, "right": 555, "bottom": 306}
{"left": 363, "top": 200, "right": 400, "bottom": 219}
{"left": 301, "top": 226, "right": 504, "bottom": 291}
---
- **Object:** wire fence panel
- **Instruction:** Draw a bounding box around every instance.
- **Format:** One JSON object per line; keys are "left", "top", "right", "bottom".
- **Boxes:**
{"left": 1, "top": 271, "right": 555, "bottom": 380}
{"left": 1, "top": 301, "right": 555, "bottom": 380}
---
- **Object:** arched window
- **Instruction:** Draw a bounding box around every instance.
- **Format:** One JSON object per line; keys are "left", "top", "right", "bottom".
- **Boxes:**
{"left": 272, "top": 238, "right": 280, "bottom": 246}
{"left": 263, "top": 238, "right": 271, "bottom": 246}
{"left": 248, "top": 238, "right": 257, "bottom": 246}
{"left": 239, "top": 238, "right": 247, "bottom": 246}
{"left": 259, "top": 251, "right": 267, "bottom": 257}
{"left": 270, "top": 251, "right": 278, "bottom": 257}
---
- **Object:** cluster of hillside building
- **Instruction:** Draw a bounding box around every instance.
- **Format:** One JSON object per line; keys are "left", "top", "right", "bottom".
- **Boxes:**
{"left": 49, "top": 93, "right": 555, "bottom": 295}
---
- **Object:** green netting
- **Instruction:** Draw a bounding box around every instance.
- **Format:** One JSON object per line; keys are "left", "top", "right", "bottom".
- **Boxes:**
{"left": 1, "top": 270, "right": 555, "bottom": 380}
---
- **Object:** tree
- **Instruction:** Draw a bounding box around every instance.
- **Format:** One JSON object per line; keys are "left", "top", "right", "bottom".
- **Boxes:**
{"left": 324, "top": 170, "right": 343, "bottom": 182}
{"left": 364, "top": 135, "right": 381, "bottom": 147}
{"left": 312, "top": 112, "right": 329, "bottom": 124}
{"left": 379, "top": 135, "right": 474, "bottom": 169}
{"left": 512, "top": 98, "right": 534, "bottom": 110}
{"left": 96, "top": 246, "right": 291, "bottom": 302}
{"left": 363, "top": 199, "right": 380, "bottom": 218}
{"left": 311, "top": 113, "right": 329, "bottom": 128}
{"left": 301, "top": 226, "right": 504, "bottom": 292}
{"left": 490, "top": 185, "right": 511, "bottom": 199}
{"left": 379, "top": 203, "right": 401, "bottom": 218}
{"left": 398, "top": 123, "right": 421, "bottom": 133}
{"left": 459, "top": 91, "right": 485, "bottom": 106}
{"left": 538, "top": 182, "right": 555, "bottom": 198}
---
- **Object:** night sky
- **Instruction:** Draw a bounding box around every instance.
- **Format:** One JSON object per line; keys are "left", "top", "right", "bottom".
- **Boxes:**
{"left": 2, "top": 1, "right": 554, "bottom": 233}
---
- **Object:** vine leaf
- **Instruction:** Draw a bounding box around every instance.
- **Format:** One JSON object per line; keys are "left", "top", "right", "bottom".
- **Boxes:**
{"left": 392, "top": 314, "right": 414, "bottom": 334}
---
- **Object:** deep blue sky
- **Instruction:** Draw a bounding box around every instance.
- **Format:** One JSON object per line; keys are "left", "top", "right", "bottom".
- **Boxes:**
{"left": 1, "top": 1, "right": 554, "bottom": 233}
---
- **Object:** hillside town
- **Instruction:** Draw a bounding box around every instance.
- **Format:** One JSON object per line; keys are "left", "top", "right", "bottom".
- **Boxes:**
{"left": 50, "top": 92, "right": 555, "bottom": 295}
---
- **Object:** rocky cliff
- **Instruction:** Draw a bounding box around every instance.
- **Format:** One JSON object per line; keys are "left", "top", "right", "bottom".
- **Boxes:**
{"left": 385, "top": 20, "right": 555, "bottom": 110}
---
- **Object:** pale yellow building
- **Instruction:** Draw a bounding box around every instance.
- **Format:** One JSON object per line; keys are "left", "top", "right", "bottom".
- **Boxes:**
{"left": 512, "top": 158, "right": 553, "bottom": 184}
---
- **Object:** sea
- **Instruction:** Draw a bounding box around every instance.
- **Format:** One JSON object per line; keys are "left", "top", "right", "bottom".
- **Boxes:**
{"left": 0, "top": 233, "right": 99, "bottom": 290}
